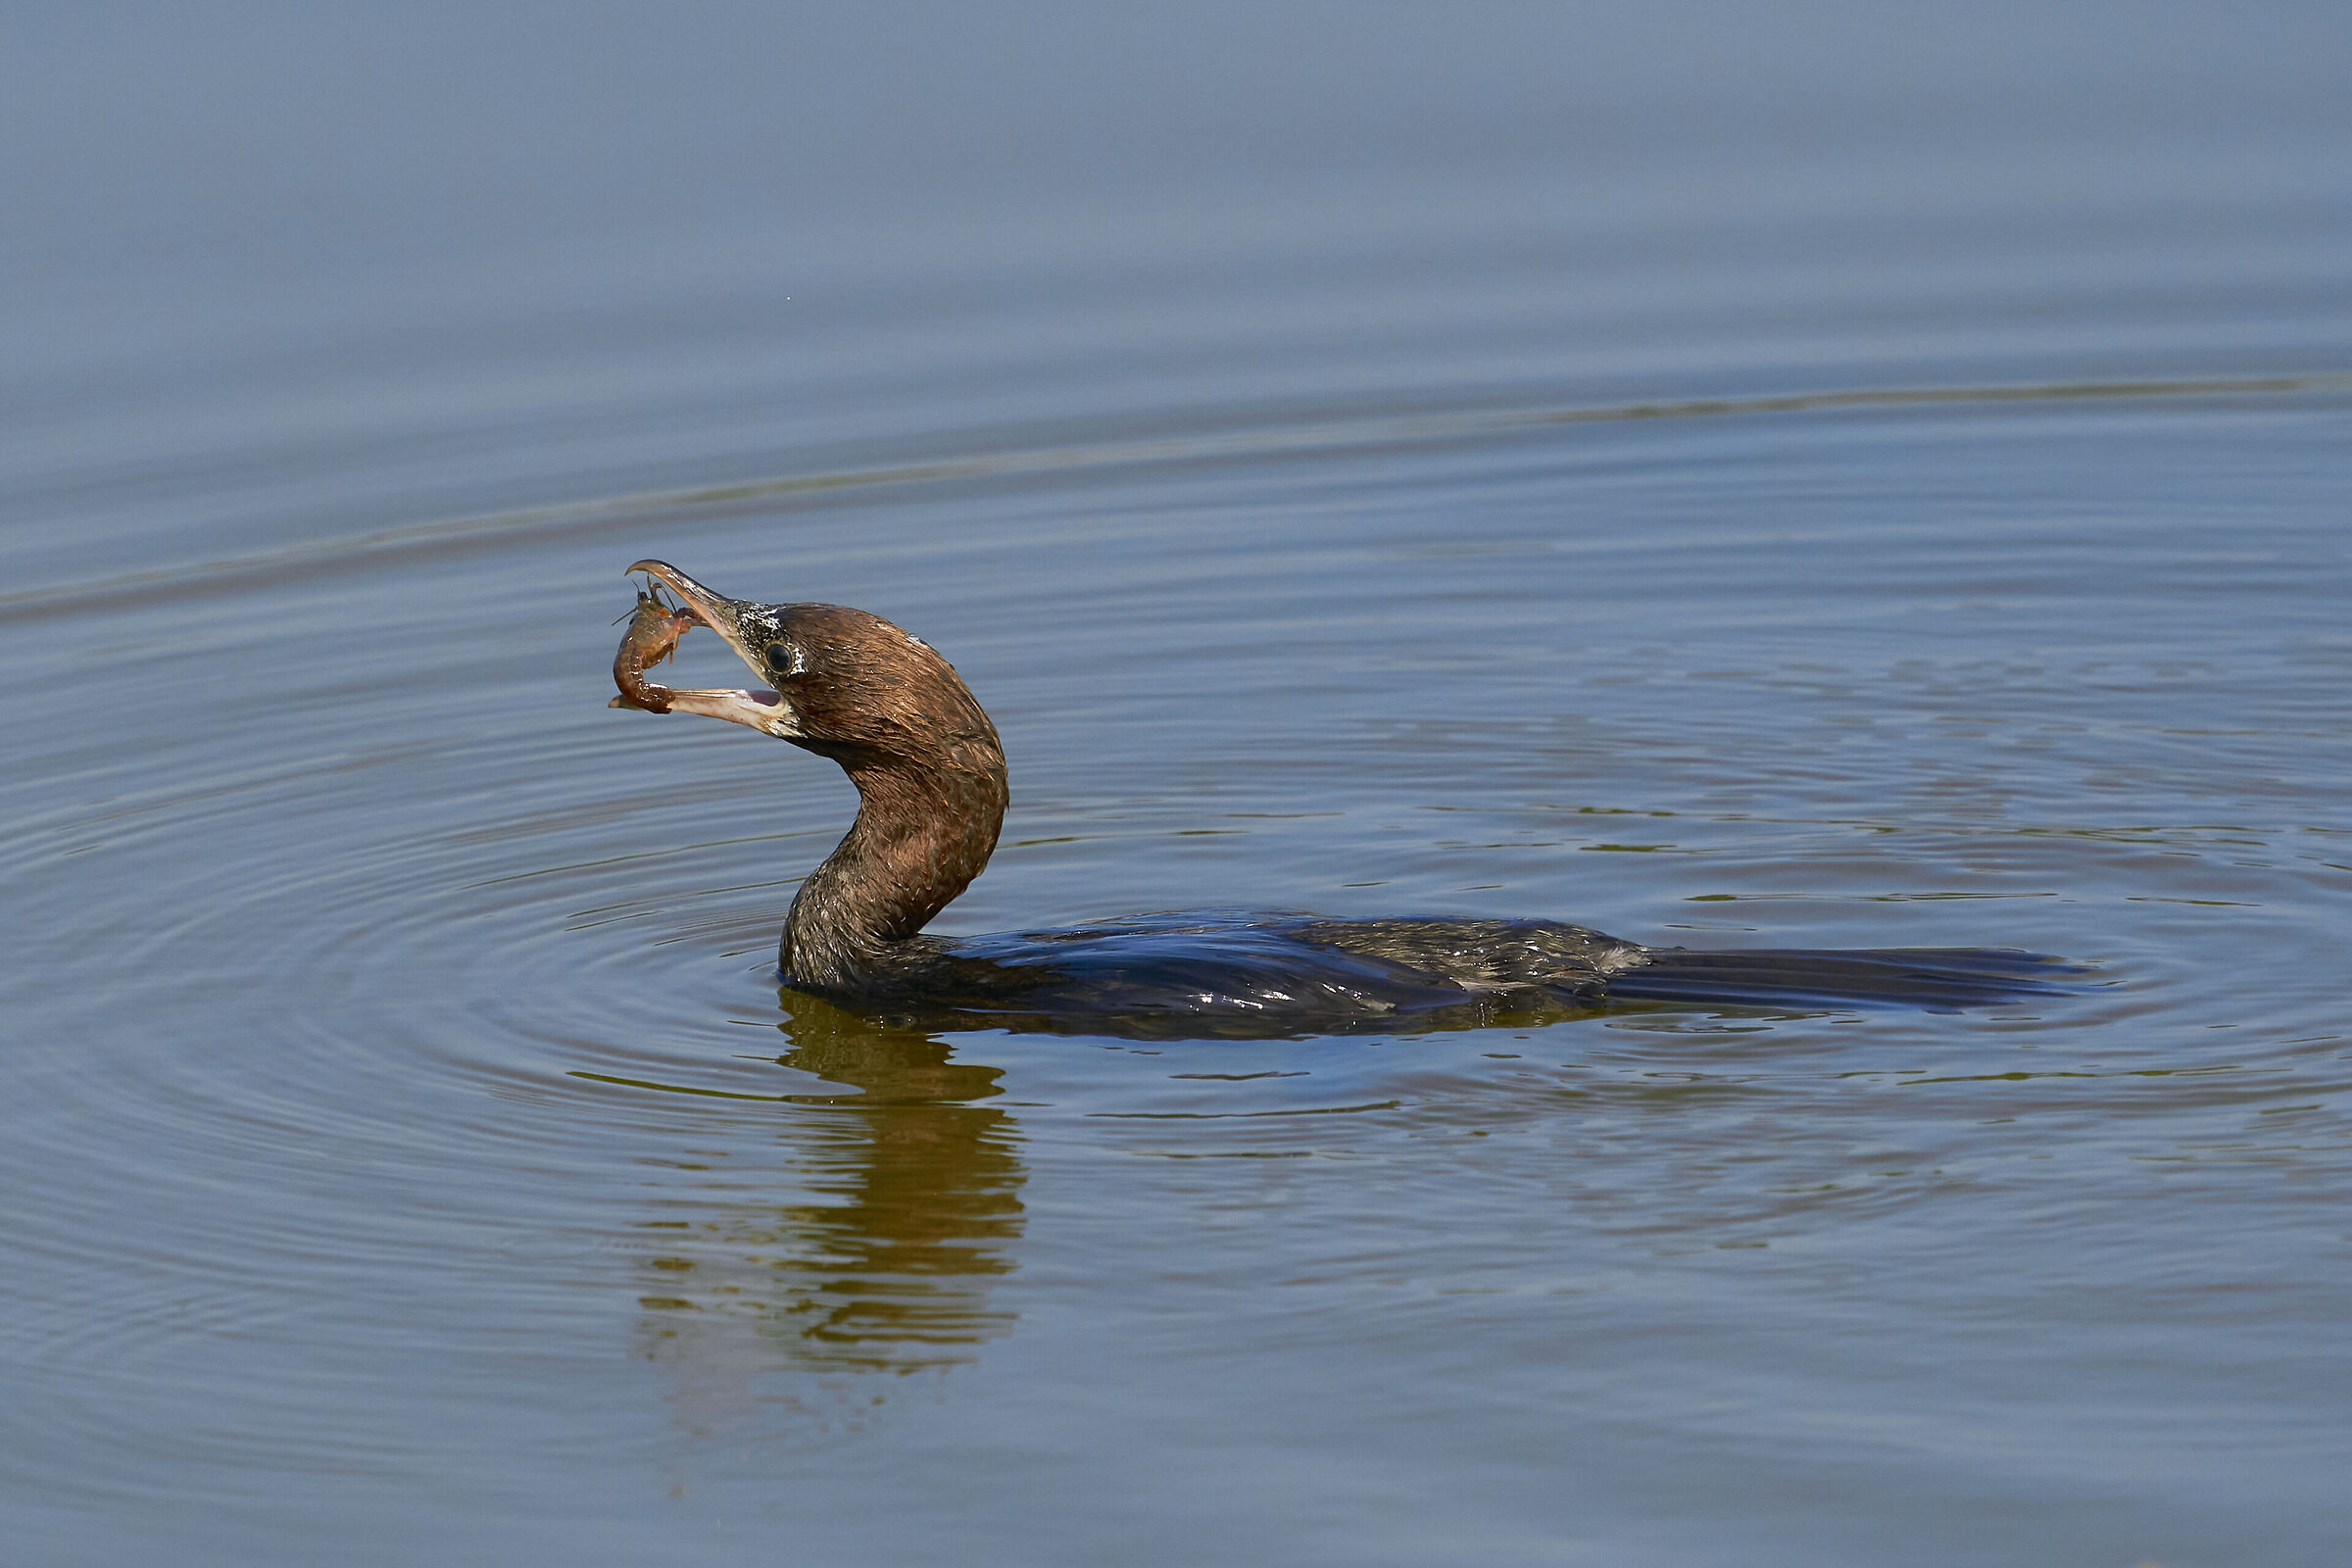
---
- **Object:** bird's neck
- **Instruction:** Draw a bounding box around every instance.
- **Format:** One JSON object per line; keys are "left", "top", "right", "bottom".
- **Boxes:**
{"left": 780, "top": 747, "right": 1007, "bottom": 989}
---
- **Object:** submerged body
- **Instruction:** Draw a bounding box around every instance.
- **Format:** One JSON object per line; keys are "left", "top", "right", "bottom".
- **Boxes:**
{"left": 802, "top": 911, "right": 2066, "bottom": 1038}
{"left": 610, "top": 561, "right": 2073, "bottom": 1034}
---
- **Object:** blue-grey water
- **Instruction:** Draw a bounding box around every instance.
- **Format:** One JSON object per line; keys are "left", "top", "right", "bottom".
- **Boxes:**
{"left": 5, "top": 5, "right": 2350, "bottom": 1564}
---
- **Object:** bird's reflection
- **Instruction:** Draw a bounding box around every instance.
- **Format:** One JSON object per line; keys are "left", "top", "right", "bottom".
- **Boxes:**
{"left": 633, "top": 991, "right": 1024, "bottom": 1414}
{"left": 623, "top": 974, "right": 1704, "bottom": 1435}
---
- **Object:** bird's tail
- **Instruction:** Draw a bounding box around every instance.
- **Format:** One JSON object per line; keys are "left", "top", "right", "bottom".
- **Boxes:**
{"left": 1606, "top": 947, "right": 2082, "bottom": 1010}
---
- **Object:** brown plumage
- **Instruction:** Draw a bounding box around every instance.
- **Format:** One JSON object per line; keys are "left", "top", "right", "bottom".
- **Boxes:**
{"left": 612, "top": 564, "right": 1007, "bottom": 990}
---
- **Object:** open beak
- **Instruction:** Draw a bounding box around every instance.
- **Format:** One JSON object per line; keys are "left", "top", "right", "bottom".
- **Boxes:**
{"left": 612, "top": 559, "right": 797, "bottom": 737}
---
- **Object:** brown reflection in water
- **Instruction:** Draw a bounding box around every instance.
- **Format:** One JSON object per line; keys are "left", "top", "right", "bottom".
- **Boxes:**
{"left": 633, "top": 993, "right": 1024, "bottom": 1425}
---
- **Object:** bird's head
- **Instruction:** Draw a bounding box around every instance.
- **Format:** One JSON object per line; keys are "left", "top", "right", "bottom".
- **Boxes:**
{"left": 615, "top": 560, "right": 1000, "bottom": 772}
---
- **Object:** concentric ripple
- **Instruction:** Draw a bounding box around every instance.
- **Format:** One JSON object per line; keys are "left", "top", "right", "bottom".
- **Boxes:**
{"left": 4, "top": 381, "right": 2349, "bottom": 1553}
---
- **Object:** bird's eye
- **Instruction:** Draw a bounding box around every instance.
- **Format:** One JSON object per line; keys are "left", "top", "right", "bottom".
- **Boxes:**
{"left": 765, "top": 643, "right": 799, "bottom": 674}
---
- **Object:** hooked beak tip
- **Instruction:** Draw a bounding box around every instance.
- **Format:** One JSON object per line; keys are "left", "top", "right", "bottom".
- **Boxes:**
{"left": 626, "top": 560, "right": 728, "bottom": 617}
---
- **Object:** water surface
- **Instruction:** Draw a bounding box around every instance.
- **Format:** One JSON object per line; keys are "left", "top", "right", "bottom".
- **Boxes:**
{"left": 5, "top": 5, "right": 2350, "bottom": 1564}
